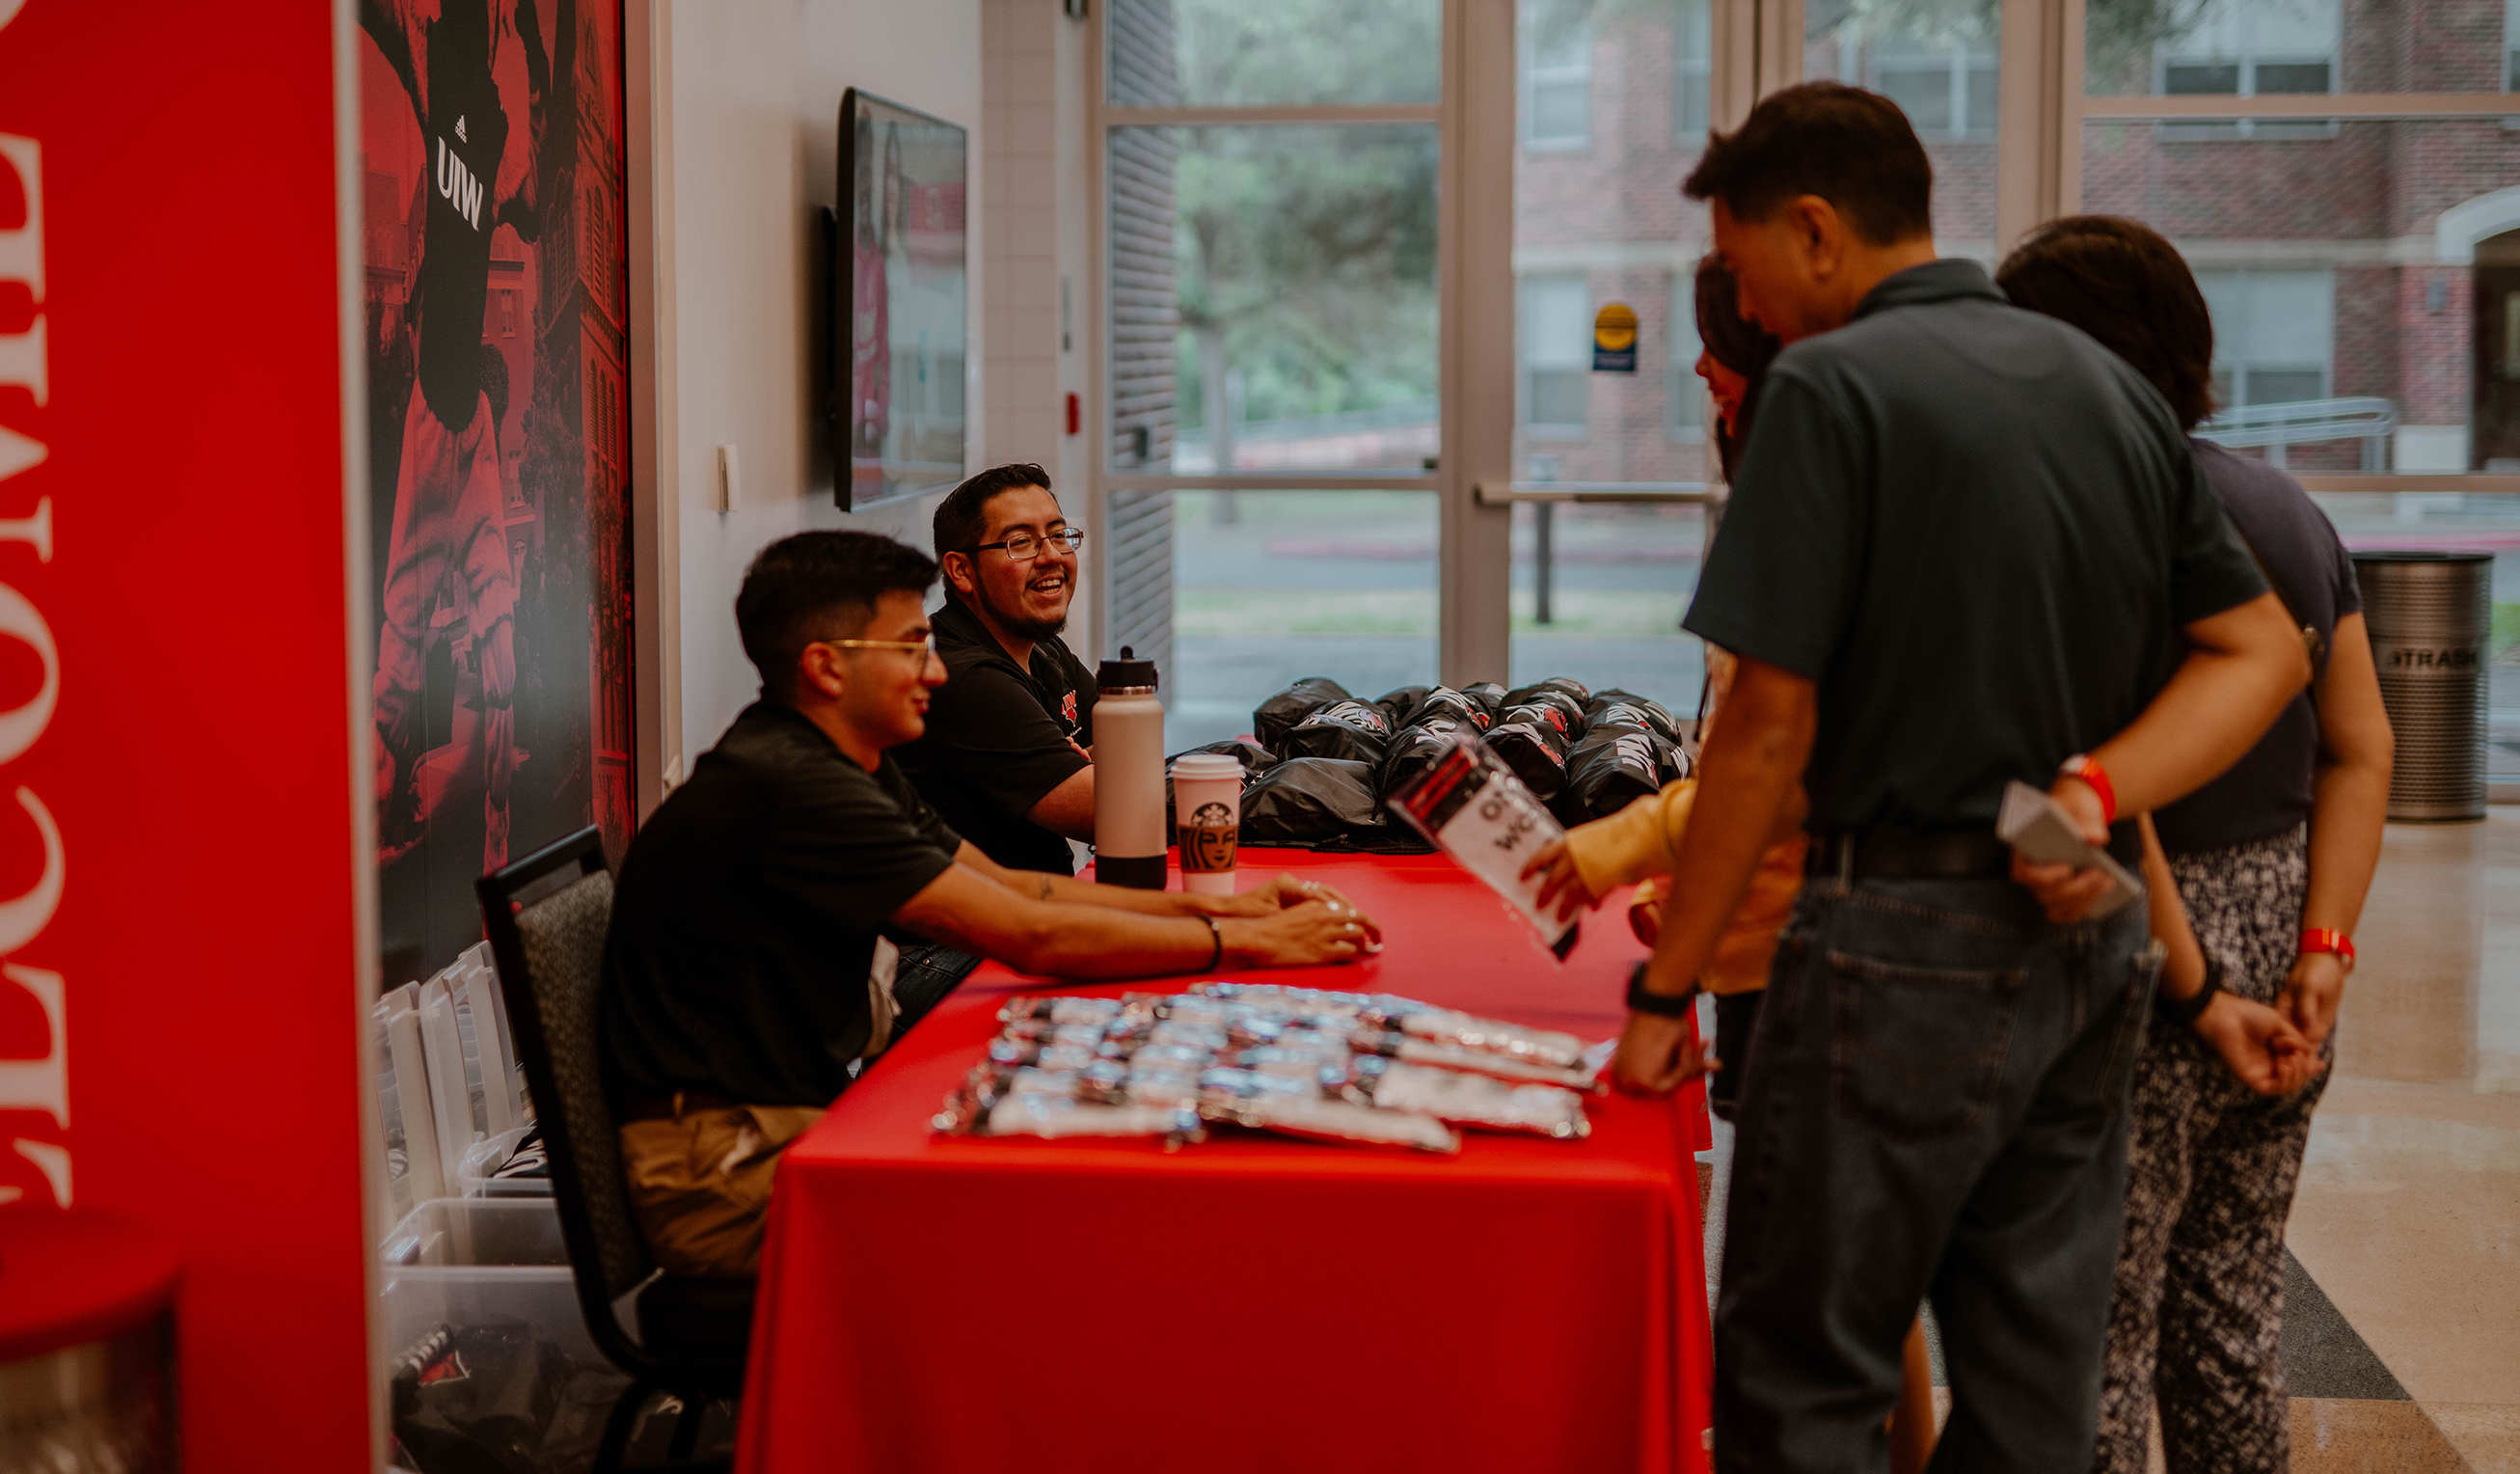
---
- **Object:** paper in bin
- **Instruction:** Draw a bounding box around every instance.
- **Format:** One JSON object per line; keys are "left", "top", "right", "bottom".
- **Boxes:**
{"left": 1385, "top": 732, "right": 1581, "bottom": 959}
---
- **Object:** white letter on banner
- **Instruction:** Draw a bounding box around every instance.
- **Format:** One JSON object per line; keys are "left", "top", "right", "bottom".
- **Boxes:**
{"left": 0, "top": 134, "right": 42, "bottom": 409}
{"left": 0, "top": 498, "right": 47, "bottom": 559}
{"left": 0, "top": 581, "right": 57, "bottom": 765}
{"left": 0, "top": 964, "right": 65, "bottom": 1128}
{"left": 0, "top": 2, "right": 28, "bottom": 38}
{"left": 12, "top": 1136, "right": 68, "bottom": 1207}
{"left": 0, "top": 787, "right": 62, "bottom": 956}
{"left": 0, "top": 428, "right": 40, "bottom": 487}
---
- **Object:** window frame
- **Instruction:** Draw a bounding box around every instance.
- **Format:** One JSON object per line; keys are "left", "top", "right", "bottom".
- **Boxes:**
{"left": 1081, "top": 0, "right": 2520, "bottom": 694}
{"left": 1518, "top": 4, "right": 1593, "bottom": 151}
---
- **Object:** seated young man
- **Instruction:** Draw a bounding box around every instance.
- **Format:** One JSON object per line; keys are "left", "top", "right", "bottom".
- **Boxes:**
{"left": 600, "top": 531, "right": 1375, "bottom": 1279}
{"left": 894, "top": 463, "right": 1096, "bottom": 872}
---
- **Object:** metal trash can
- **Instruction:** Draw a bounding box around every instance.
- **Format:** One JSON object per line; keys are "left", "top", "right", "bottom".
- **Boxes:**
{"left": 2352, "top": 550, "right": 2490, "bottom": 822}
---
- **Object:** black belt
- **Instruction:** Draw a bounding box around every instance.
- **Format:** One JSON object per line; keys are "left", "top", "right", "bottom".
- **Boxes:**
{"left": 1806, "top": 824, "right": 2140, "bottom": 882}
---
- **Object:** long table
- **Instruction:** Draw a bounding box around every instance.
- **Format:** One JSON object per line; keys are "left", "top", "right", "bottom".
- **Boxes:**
{"left": 736, "top": 849, "right": 1714, "bottom": 1473}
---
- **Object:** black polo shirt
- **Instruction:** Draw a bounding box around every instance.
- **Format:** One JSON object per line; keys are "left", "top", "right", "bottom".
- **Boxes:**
{"left": 895, "top": 597, "right": 1097, "bottom": 874}
{"left": 600, "top": 700, "right": 963, "bottom": 1108}
{"left": 1684, "top": 259, "right": 2266, "bottom": 832}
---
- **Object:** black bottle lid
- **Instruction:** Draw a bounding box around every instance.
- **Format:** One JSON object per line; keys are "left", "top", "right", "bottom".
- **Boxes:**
{"left": 1097, "top": 644, "right": 1159, "bottom": 692}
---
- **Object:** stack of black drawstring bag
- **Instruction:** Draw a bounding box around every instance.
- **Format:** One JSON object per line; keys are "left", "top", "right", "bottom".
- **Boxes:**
{"left": 1170, "top": 676, "right": 1693, "bottom": 855}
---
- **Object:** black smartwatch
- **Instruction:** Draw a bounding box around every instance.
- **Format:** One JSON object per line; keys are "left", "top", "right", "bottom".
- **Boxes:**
{"left": 1626, "top": 959, "right": 1700, "bottom": 1018}
{"left": 2155, "top": 954, "right": 2223, "bottom": 1028}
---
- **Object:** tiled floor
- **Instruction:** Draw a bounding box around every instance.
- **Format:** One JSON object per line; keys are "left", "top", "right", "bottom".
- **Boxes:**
{"left": 2285, "top": 813, "right": 2520, "bottom": 1472}
{"left": 1697, "top": 814, "right": 2520, "bottom": 1470}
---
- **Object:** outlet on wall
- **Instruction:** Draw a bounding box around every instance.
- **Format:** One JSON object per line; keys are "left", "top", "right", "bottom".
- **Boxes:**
{"left": 714, "top": 443, "right": 739, "bottom": 512}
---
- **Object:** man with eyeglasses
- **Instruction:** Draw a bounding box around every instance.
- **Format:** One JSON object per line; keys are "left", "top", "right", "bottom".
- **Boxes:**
{"left": 898, "top": 463, "right": 1101, "bottom": 873}
{"left": 602, "top": 530, "right": 1376, "bottom": 1279}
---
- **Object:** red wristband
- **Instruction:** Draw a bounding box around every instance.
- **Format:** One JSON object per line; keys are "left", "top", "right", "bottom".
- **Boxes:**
{"left": 2301, "top": 928, "right": 2355, "bottom": 969}
{"left": 2059, "top": 754, "right": 2117, "bottom": 826}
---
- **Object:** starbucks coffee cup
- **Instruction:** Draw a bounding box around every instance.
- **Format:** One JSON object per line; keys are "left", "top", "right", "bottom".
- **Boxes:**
{"left": 1171, "top": 752, "right": 1244, "bottom": 895}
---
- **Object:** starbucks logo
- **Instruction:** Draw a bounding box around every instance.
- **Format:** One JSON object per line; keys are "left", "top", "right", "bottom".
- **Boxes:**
{"left": 1179, "top": 801, "right": 1238, "bottom": 873}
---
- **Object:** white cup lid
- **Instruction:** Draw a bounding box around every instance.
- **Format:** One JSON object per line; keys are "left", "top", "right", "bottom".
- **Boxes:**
{"left": 1170, "top": 752, "right": 1245, "bottom": 779}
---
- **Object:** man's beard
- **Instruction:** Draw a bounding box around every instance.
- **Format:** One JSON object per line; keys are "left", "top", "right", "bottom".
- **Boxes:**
{"left": 976, "top": 582, "right": 1069, "bottom": 642}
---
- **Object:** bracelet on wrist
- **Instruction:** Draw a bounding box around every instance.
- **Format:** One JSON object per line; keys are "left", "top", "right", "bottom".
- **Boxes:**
{"left": 2058, "top": 753, "right": 2118, "bottom": 826}
{"left": 1202, "top": 914, "right": 1224, "bottom": 972}
{"left": 2155, "top": 954, "right": 2222, "bottom": 1028}
{"left": 1626, "top": 959, "right": 1700, "bottom": 1019}
{"left": 2300, "top": 927, "right": 2355, "bottom": 971}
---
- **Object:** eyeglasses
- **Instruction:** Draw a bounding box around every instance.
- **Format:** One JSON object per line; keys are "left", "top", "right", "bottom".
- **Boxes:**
{"left": 972, "top": 528, "right": 1086, "bottom": 562}
{"left": 819, "top": 634, "right": 937, "bottom": 658}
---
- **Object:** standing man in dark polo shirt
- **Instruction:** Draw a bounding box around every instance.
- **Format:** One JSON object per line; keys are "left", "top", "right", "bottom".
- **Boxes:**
{"left": 602, "top": 532, "right": 1377, "bottom": 1279}
{"left": 897, "top": 463, "right": 1097, "bottom": 873}
{"left": 1616, "top": 86, "right": 2310, "bottom": 1471}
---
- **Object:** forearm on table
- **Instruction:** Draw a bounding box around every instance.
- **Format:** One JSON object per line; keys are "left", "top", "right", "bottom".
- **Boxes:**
{"left": 2090, "top": 594, "right": 2306, "bottom": 816}
{"left": 1042, "top": 872, "right": 1207, "bottom": 915}
{"left": 899, "top": 865, "right": 1233, "bottom": 976}
{"left": 1639, "top": 665, "right": 1813, "bottom": 996}
{"left": 954, "top": 843, "right": 1197, "bottom": 916}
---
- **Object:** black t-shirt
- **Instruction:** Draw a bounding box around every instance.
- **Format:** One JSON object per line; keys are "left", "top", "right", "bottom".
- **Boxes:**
{"left": 895, "top": 597, "right": 1097, "bottom": 874}
{"left": 2153, "top": 441, "right": 2363, "bottom": 855}
{"left": 416, "top": 1, "right": 508, "bottom": 431}
{"left": 1683, "top": 260, "right": 2267, "bottom": 832}
{"left": 600, "top": 701, "right": 962, "bottom": 1107}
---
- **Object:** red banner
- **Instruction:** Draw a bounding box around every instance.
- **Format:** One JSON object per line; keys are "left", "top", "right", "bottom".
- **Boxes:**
{"left": 0, "top": 0, "right": 371, "bottom": 1467}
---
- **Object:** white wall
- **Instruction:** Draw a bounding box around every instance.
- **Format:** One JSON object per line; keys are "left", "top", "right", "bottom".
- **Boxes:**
{"left": 664, "top": 0, "right": 985, "bottom": 755}
{"left": 980, "top": 0, "right": 1094, "bottom": 648}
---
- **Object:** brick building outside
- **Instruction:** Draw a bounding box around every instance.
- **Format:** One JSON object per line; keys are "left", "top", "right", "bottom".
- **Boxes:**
{"left": 1512, "top": 0, "right": 2520, "bottom": 480}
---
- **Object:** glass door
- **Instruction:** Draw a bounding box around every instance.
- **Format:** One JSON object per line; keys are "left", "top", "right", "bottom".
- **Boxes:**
{"left": 1099, "top": 0, "right": 1447, "bottom": 749}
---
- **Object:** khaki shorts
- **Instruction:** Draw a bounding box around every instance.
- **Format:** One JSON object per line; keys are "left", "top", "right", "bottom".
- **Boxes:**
{"left": 618, "top": 1098, "right": 825, "bottom": 1279}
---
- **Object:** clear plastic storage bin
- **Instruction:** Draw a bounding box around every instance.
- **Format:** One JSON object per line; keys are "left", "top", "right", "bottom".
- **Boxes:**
{"left": 377, "top": 1198, "right": 598, "bottom": 1366}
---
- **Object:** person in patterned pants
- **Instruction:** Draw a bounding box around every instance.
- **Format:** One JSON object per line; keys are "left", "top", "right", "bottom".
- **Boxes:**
{"left": 1999, "top": 217, "right": 2395, "bottom": 1474}
{"left": 2103, "top": 831, "right": 2327, "bottom": 1469}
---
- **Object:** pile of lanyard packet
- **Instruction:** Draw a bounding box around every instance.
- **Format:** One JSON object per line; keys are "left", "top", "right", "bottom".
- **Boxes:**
{"left": 933, "top": 982, "right": 1613, "bottom": 1154}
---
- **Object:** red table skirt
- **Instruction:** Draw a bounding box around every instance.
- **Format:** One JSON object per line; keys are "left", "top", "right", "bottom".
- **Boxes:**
{"left": 737, "top": 850, "right": 1713, "bottom": 1474}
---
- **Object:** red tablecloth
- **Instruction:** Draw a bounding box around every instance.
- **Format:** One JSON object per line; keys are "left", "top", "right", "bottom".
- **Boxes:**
{"left": 736, "top": 850, "right": 1714, "bottom": 1474}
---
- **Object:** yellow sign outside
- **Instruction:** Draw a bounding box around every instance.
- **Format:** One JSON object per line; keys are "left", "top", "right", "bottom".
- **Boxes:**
{"left": 1593, "top": 301, "right": 1639, "bottom": 352}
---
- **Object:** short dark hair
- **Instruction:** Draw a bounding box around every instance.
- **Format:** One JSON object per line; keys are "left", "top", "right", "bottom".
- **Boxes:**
{"left": 736, "top": 531, "right": 938, "bottom": 698}
{"left": 1996, "top": 215, "right": 2216, "bottom": 431}
{"left": 933, "top": 462, "right": 1054, "bottom": 563}
{"left": 1683, "top": 83, "right": 1932, "bottom": 247}
{"left": 1693, "top": 255, "right": 1785, "bottom": 483}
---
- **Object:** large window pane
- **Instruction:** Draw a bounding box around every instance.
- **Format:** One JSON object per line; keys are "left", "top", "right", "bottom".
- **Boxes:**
{"left": 1166, "top": 490, "right": 1438, "bottom": 750}
{"left": 1108, "top": 0, "right": 1441, "bottom": 108}
{"left": 2088, "top": 0, "right": 2493, "bottom": 96}
{"left": 1511, "top": 0, "right": 1714, "bottom": 714}
{"left": 1108, "top": 124, "right": 1439, "bottom": 476}
{"left": 2082, "top": 117, "right": 2520, "bottom": 472}
{"left": 1509, "top": 504, "right": 1709, "bottom": 712}
{"left": 1806, "top": 0, "right": 2001, "bottom": 255}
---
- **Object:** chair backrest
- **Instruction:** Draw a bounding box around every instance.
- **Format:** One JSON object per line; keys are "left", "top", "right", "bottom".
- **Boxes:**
{"left": 476, "top": 826, "right": 663, "bottom": 1380}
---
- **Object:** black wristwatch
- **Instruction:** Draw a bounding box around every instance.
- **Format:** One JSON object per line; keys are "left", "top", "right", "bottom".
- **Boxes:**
{"left": 2155, "top": 954, "right": 2223, "bottom": 1028}
{"left": 1626, "top": 959, "right": 1700, "bottom": 1018}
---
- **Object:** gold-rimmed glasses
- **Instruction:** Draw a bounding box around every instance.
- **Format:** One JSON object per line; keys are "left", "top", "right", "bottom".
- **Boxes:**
{"left": 971, "top": 528, "right": 1087, "bottom": 562}
{"left": 819, "top": 634, "right": 937, "bottom": 658}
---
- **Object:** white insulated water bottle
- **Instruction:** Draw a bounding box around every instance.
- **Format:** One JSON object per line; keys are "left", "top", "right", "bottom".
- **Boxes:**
{"left": 1094, "top": 646, "right": 1168, "bottom": 889}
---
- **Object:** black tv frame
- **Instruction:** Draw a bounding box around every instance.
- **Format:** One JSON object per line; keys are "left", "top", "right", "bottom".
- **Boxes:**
{"left": 831, "top": 87, "right": 969, "bottom": 510}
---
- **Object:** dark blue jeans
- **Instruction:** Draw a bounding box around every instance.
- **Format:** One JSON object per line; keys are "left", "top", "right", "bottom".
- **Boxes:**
{"left": 1714, "top": 876, "right": 2159, "bottom": 1473}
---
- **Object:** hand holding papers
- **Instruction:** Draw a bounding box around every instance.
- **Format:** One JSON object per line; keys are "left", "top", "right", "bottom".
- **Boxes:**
{"left": 1996, "top": 780, "right": 2141, "bottom": 918}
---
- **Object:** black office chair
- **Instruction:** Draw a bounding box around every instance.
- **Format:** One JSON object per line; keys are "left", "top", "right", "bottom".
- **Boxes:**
{"left": 478, "top": 827, "right": 751, "bottom": 1472}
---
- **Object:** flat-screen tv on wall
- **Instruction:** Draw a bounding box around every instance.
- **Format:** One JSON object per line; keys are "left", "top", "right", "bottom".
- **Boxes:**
{"left": 835, "top": 88, "right": 968, "bottom": 509}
